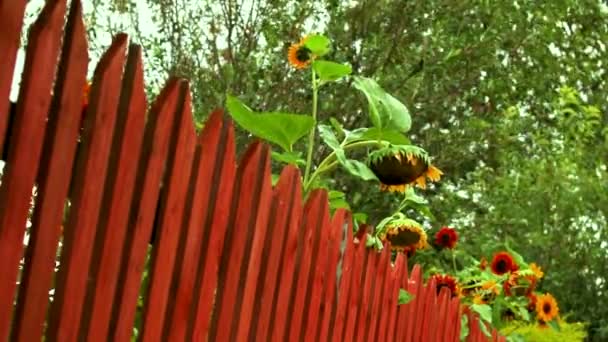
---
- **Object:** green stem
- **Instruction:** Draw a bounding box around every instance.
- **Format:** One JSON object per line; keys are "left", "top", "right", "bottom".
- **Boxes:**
{"left": 303, "top": 140, "right": 385, "bottom": 191}
{"left": 452, "top": 250, "right": 457, "bottom": 272}
{"left": 303, "top": 68, "right": 318, "bottom": 187}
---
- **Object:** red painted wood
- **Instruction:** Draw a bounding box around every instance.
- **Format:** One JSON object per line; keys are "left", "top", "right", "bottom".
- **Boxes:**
{"left": 187, "top": 117, "right": 236, "bottom": 341}
{"left": 448, "top": 297, "right": 462, "bottom": 342}
{"left": 140, "top": 83, "right": 198, "bottom": 341}
{"left": 433, "top": 287, "right": 451, "bottom": 342}
{"left": 10, "top": 2, "right": 88, "bottom": 340}
{"left": 354, "top": 246, "right": 378, "bottom": 342}
{"left": 399, "top": 264, "right": 421, "bottom": 341}
{"left": 109, "top": 79, "right": 181, "bottom": 342}
{"left": 282, "top": 191, "right": 328, "bottom": 341}
{"left": 267, "top": 178, "right": 304, "bottom": 342}
{"left": 46, "top": 33, "right": 128, "bottom": 342}
{"left": 381, "top": 253, "right": 405, "bottom": 342}
{"left": 292, "top": 191, "right": 336, "bottom": 341}
{"left": 0, "top": 0, "right": 27, "bottom": 155}
{"left": 232, "top": 146, "right": 273, "bottom": 341}
{"left": 366, "top": 246, "right": 390, "bottom": 341}
{"left": 313, "top": 209, "right": 350, "bottom": 342}
{"left": 418, "top": 277, "right": 438, "bottom": 342}
{"left": 0, "top": 0, "right": 67, "bottom": 338}
{"left": 329, "top": 222, "right": 355, "bottom": 342}
{"left": 206, "top": 141, "right": 271, "bottom": 342}
{"left": 79, "top": 44, "right": 147, "bottom": 341}
{"left": 343, "top": 237, "right": 369, "bottom": 342}
{"left": 164, "top": 109, "right": 232, "bottom": 341}
{"left": 250, "top": 166, "right": 301, "bottom": 341}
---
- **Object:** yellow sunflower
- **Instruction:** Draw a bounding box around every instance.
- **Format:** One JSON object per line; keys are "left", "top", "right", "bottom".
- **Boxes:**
{"left": 481, "top": 280, "right": 500, "bottom": 295}
{"left": 529, "top": 262, "right": 544, "bottom": 279}
{"left": 536, "top": 293, "right": 559, "bottom": 322}
{"left": 378, "top": 218, "right": 428, "bottom": 253}
{"left": 287, "top": 36, "right": 314, "bottom": 69}
{"left": 368, "top": 145, "right": 443, "bottom": 193}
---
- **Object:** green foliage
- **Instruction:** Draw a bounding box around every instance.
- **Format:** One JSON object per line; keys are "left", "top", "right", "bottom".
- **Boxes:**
{"left": 303, "top": 34, "right": 331, "bottom": 56}
{"left": 501, "top": 321, "right": 587, "bottom": 342}
{"left": 313, "top": 60, "right": 352, "bottom": 82}
{"left": 398, "top": 288, "right": 414, "bottom": 305}
{"left": 352, "top": 76, "right": 412, "bottom": 133}
{"left": 226, "top": 95, "right": 314, "bottom": 152}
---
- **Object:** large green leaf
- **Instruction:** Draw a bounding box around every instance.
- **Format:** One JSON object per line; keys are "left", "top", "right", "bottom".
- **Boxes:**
{"left": 313, "top": 60, "right": 352, "bottom": 81}
{"left": 358, "top": 127, "right": 411, "bottom": 145}
{"left": 335, "top": 149, "right": 378, "bottom": 181}
{"left": 471, "top": 304, "right": 492, "bottom": 324}
{"left": 303, "top": 34, "right": 331, "bottom": 56}
{"left": 226, "top": 95, "right": 314, "bottom": 152}
{"left": 352, "top": 76, "right": 412, "bottom": 133}
{"left": 271, "top": 151, "right": 306, "bottom": 166}
{"left": 318, "top": 124, "right": 341, "bottom": 150}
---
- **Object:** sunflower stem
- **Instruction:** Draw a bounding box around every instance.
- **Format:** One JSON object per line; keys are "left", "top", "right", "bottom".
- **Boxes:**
{"left": 304, "top": 140, "right": 385, "bottom": 190}
{"left": 303, "top": 68, "right": 319, "bottom": 190}
{"left": 451, "top": 250, "right": 457, "bottom": 272}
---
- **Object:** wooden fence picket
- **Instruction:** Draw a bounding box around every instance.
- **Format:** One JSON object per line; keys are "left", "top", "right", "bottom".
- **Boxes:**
{"left": 140, "top": 82, "right": 198, "bottom": 341}
{"left": 315, "top": 209, "right": 351, "bottom": 342}
{"left": 0, "top": 1, "right": 67, "bottom": 338}
{"left": 10, "top": 2, "right": 88, "bottom": 340}
{"left": 0, "top": 2, "right": 508, "bottom": 341}
{"left": 46, "top": 32, "right": 128, "bottom": 342}
{"left": 80, "top": 43, "right": 148, "bottom": 342}
{"left": 0, "top": 0, "right": 27, "bottom": 156}
{"left": 207, "top": 141, "right": 272, "bottom": 342}
{"left": 109, "top": 78, "right": 182, "bottom": 342}
{"left": 187, "top": 113, "right": 237, "bottom": 342}
{"left": 250, "top": 166, "right": 302, "bottom": 341}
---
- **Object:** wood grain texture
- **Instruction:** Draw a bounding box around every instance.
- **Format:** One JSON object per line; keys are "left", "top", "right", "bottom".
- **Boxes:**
{"left": 0, "top": 1, "right": 67, "bottom": 338}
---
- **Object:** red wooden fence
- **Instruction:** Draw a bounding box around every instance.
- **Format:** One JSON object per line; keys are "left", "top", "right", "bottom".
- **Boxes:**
{"left": 0, "top": 1, "right": 506, "bottom": 341}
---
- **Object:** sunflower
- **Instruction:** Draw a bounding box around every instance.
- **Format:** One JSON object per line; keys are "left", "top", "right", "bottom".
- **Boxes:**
{"left": 471, "top": 289, "right": 496, "bottom": 304}
{"left": 481, "top": 280, "right": 500, "bottom": 295}
{"left": 434, "top": 226, "right": 458, "bottom": 249}
{"left": 502, "top": 271, "right": 520, "bottom": 296}
{"left": 378, "top": 218, "right": 428, "bottom": 253}
{"left": 536, "top": 293, "right": 559, "bottom": 322}
{"left": 472, "top": 293, "right": 486, "bottom": 305}
{"left": 430, "top": 274, "right": 459, "bottom": 298}
{"left": 490, "top": 251, "right": 518, "bottom": 275}
{"left": 529, "top": 263, "right": 544, "bottom": 279}
{"left": 287, "top": 36, "right": 314, "bottom": 69}
{"left": 368, "top": 145, "right": 442, "bottom": 193}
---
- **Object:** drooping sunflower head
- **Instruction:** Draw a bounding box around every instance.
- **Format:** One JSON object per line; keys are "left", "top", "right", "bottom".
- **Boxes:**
{"left": 367, "top": 145, "right": 442, "bottom": 193}
{"left": 434, "top": 226, "right": 458, "bottom": 249}
{"left": 430, "top": 274, "right": 459, "bottom": 298}
{"left": 490, "top": 251, "right": 518, "bottom": 275}
{"left": 536, "top": 293, "right": 559, "bottom": 322}
{"left": 379, "top": 218, "right": 428, "bottom": 253}
{"left": 288, "top": 36, "right": 314, "bottom": 69}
